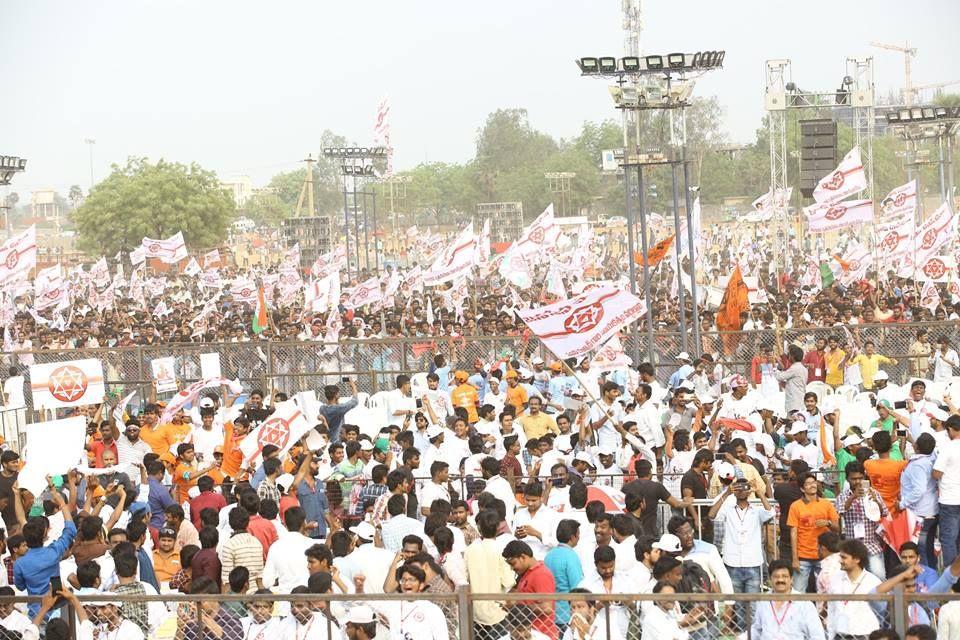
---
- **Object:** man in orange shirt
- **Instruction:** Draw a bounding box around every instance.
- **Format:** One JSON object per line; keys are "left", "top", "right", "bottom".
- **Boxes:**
{"left": 152, "top": 527, "right": 181, "bottom": 585}
{"left": 504, "top": 370, "right": 528, "bottom": 415}
{"left": 220, "top": 417, "right": 252, "bottom": 481}
{"left": 450, "top": 370, "right": 479, "bottom": 424}
{"left": 138, "top": 404, "right": 179, "bottom": 457}
{"left": 172, "top": 443, "right": 219, "bottom": 504}
{"left": 787, "top": 472, "right": 840, "bottom": 592}
{"left": 863, "top": 430, "right": 908, "bottom": 514}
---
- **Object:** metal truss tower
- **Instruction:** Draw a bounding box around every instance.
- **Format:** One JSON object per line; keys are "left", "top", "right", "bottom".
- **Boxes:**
{"left": 764, "top": 60, "right": 791, "bottom": 272}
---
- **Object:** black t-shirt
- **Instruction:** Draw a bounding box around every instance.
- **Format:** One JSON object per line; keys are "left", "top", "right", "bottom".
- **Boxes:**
{"left": 0, "top": 472, "right": 17, "bottom": 529}
{"left": 680, "top": 469, "right": 708, "bottom": 500}
{"left": 622, "top": 479, "right": 671, "bottom": 536}
{"left": 773, "top": 481, "right": 802, "bottom": 540}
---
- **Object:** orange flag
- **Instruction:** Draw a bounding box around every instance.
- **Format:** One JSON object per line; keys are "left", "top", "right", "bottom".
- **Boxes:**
{"left": 716, "top": 265, "right": 750, "bottom": 332}
{"left": 833, "top": 254, "right": 851, "bottom": 271}
{"left": 819, "top": 415, "right": 835, "bottom": 465}
{"left": 634, "top": 234, "right": 675, "bottom": 268}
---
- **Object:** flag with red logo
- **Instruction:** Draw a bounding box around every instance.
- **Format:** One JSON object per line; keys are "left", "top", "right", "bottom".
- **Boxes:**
{"left": 29, "top": 358, "right": 105, "bottom": 409}
{"left": 240, "top": 400, "right": 312, "bottom": 464}
{"left": 838, "top": 242, "right": 871, "bottom": 287}
{"left": 311, "top": 246, "right": 347, "bottom": 279}
{"left": 813, "top": 146, "right": 868, "bottom": 205}
{"left": 909, "top": 255, "right": 956, "bottom": 283}
{"left": 589, "top": 334, "right": 632, "bottom": 370}
{"left": 804, "top": 199, "right": 873, "bottom": 233}
{"left": 229, "top": 278, "right": 257, "bottom": 303}
{"left": 141, "top": 231, "right": 188, "bottom": 264}
{"left": 878, "top": 180, "right": 917, "bottom": 225}
{"left": 748, "top": 187, "right": 792, "bottom": 222}
{"left": 914, "top": 202, "right": 957, "bottom": 263}
{"left": 345, "top": 275, "right": 383, "bottom": 310}
{"left": 516, "top": 287, "right": 646, "bottom": 359}
{"left": 424, "top": 222, "right": 477, "bottom": 286}
{"left": 513, "top": 204, "right": 559, "bottom": 261}
{"left": 0, "top": 225, "right": 37, "bottom": 287}
{"left": 920, "top": 281, "right": 942, "bottom": 313}
{"left": 89, "top": 257, "right": 110, "bottom": 288}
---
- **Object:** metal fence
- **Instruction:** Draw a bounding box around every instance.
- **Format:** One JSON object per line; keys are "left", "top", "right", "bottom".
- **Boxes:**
{"left": 5, "top": 320, "right": 960, "bottom": 400}
{"left": 3, "top": 587, "right": 954, "bottom": 640}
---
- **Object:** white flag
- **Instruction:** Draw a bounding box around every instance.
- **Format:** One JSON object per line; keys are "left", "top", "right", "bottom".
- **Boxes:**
{"left": 499, "top": 249, "right": 533, "bottom": 289}
{"left": 129, "top": 246, "right": 146, "bottom": 266}
{"left": 29, "top": 358, "right": 105, "bottom": 409}
{"left": 804, "top": 199, "right": 873, "bottom": 233}
{"left": 345, "top": 276, "right": 383, "bottom": 310}
{"left": 424, "top": 222, "right": 477, "bottom": 286}
{"left": 426, "top": 295, "right": 434, "bottom": 325}
{"left": 913, "top": 255, "right": 956, "bottom": 283}
{"left": 477, "top": 219, "right": 491, "bottom": 268}
{"left": 304, "top": 276, "right": 333, "bottom": 314}
{"left": 878, "top": 180, "right": 917, "bottom": 224}
{"left": 516, "top": 287, "right": 647, "bottom": 359}
{"left": 748, "top": 187, "right": 792, "bottom": 222}
{"left": 153, "top": 300, "right": 171, "bottom": 317}
{"left": 202, "top": 249, "right": 221, "bottom": 269}
{"left": 813, "top": 146, "right": 868, "bottom": 205}
{"left": 545, "top": 261, "right": 567, "bottom": 298}
{"left": 311, "top": 246, "right": 347, "bottom": 279}
{"left": 239, "top": 400, "right": 312, "bottom": 464}
{"left": 915, "top": 202, "right": 957, "bottom": 262}
{"left": 142, "top": 231, "right": 188, "bottom": 264}
{"left": 229, "top": 278, "right": 257, "bottom": 303}
{"left": 920, "top": 281, "right": 942, "bottom": 313}
{"left": 200, "top": 270, "right": 222, "bottom": 290}
{"left": 18, "top": 417, "right": 87, "bottom": 496}
{"left": 89, "top": 257, "right": 110, "bottom": 288}
{"left": 183, "top": 258, "right": 201, "bottom": 277}
{"left": 0, "top": 226, "right": 37, "bottom": 287}
{"left": 590, "top": 334, "right": 633, "bottom": 370}
{"left": 513, "top": 204, "right": 559, "bottom": 260}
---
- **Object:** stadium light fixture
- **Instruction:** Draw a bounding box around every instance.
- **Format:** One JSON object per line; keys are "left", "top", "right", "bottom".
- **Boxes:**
{"left": 577, "top": 57, "right": 599, "bottom": 74}
{"left": 620, "top": 56, "right": 641, "bottom": 72}
{"left": 598, "top": 57, "right": 618, "bottom": 73}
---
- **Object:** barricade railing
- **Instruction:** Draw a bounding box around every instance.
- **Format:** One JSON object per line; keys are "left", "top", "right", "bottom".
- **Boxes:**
{"left": 2, "top": 587, "right": 951, "bottom": 640}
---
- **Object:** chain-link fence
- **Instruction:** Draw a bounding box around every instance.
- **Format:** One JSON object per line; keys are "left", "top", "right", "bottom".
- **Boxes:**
{"left": 5, "top": 588, "right": 951, "bottom": 640}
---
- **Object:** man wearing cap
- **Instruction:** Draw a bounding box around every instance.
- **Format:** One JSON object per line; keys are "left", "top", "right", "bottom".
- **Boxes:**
{"left": 528, "top": 355, "right": 551, "bottom": 396}
{"left": 504, "top": 369, "right": 528, "bottom": 415}
{"left": 718, "top": 375, "right": 757, "bottom": 427}
{"left": 546, "top": 361, "right": 576, "bottom": 415}
{"left": 830, "top": 425, "right": 863, "bottom": 492}
{"left": 668, "top": 352, "right": 695, "bottom": 391}
{"left": 343, "top": 604, "right": 377, "bottom": 640}
{"left": 111, "top": 419, "right": 152, "bottom": 472}
{"left": 190, "top": 409, "right": 224, "bottom": 468}
{"left": 450, "top": 370, "right": 479, "bottom": 424}
{"left": 783, "top": 421, "right": 819, "bottom": 470}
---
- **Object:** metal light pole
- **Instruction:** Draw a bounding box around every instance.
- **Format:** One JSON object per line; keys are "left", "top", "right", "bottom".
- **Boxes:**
{"left": 681, "top": 159, "right": 702, "bottom": 356}
{"left": 636, "top": 165, "right": 656, "bottom": 366}
{"left": 84, "top": 138, "right": 96, "bottom": 189}
{"left": 624, "top": 166, "right": 641, "bottom": 364}
{"left": 670, "top": 164, "right": 688, "bottom": 353}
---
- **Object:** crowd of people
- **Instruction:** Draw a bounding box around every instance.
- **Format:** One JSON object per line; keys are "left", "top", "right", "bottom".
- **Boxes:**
{"left": 0, "top": 331, "right": 957, "bottom": 640}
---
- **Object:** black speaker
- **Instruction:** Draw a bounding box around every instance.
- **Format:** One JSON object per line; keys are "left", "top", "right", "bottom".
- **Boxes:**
{"left": 799, "top": 119, "right": 837, "bottom": 197}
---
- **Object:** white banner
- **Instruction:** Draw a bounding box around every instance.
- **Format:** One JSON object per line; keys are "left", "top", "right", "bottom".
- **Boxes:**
{"left": 311, "top": 246, "right": 347, "bottom": 279}
{"left": 129, "top": 246, "right": 146, "bottom": 266}
{"left": 304, "top": 275, "right": 334, "bottom": 314}
{"left": 183, "top": 257, "right": 201, "bottom": 277}
{"left": 200, "top": 270, "right": 222, "bottom": 290}
{"left": 345, "top": 276, "right": 383, "bottom": 310}
{"left": 804, "top": 199, "right": 873, "bottom": 233}
{"left": 424, "top": 222, "right": 477, "bottom": 285}
{"left": 200, "top": 353, "right": 222, "bottom": 379}
{"left": 516, "top": 287, "right": 647, "bottom": 359}
{"left": 813, "top": 146, "right": 868, "bottom": 205}
{"left": 0, "top": 226, "right": 37, "bottom": 287}
{"left": 838, "top": 242, "right": 872, "bottom": 286}
{"left": 230, "top": 278, "right": 258, "bottom": 303}
{"left": 878, "top": 180, "right": 917, "bottom": 224}
{"left": 239, "top": 400, "right": 312, "bottom": 464}
{"left": 202, "top": 249, "right": 221, "bottom": 269}
{"left": 749, "top": 187, "right": 792, "bottom": 221}
{"left": 915, "top": 202, "right": 957, "bottom": 263}
{"left": 142, "top": 231, "right": 188, "bottom": 264}
{"left": 499, "top": 249, "right": 533, "bottom": 289}
{"left": 512, "top": 204, "right": 559, "bottom": 260}
{"left": 160, "top": 376, "right": 242, "bottom": 425}
{"left": 30, "top": 358, "right": 105, "bottom": 409}
{"left": 19, "top": 416, "right": 87, "bottom": 496}
{"left": 920, "top": 280, "right": 942, "bottom": 313}
{"left": 589, "top": 334, "right": 633, "bottom": 370}
{"left": 89, "top": 257, "right": 110, "bottom": 288}
{"left": 151, "top": 356, "right": 178, "bottom": 393}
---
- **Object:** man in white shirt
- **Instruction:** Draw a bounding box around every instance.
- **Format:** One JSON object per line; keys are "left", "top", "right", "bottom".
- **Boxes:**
{"left": 587, "top": 381, "right": 625, "bottom": 450}
{"left": 932, "top": 337, "right": 960, "bottom": 382}
{"left": 190, "top": 410, "right": 224, "bottom": 465}
{"left": 480, "top": 457, "right": 518, "bottom": 525}
{"left": 512, "top": 482, "right": 558, "bottom": 560}
{"left": 418, "top": 461, "right": 452, "bottom": 518}
{"left": 387, "top": 375, "right": 417, "bottom": 423}
{"left": 934, "top": 416, "right": 960, "bottom": 567}
{"left": 577, "top": 544, "right": 638, "bottom": 638}
{"left": 421, "top": 372, "right": 454, "bottom": 427}
{"left": 262, "top": 507, "right": 316, "bottom": 594}
{"left": 628, "top": 383, "right": 665, "bottom": 450}
{"left": 784, "top": 421, "right": 820, "bottom": 470}
{"left": 825, "top": 539, "right": 883, "bottom": 639}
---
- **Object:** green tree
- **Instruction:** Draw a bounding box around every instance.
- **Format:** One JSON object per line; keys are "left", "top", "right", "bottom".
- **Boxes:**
{"left": 240, "top": 191, "right": 288, "bottom": 227}
{"left": 267, "top": 130, "right": 352, "bottom": 219}
{"left": 73, "top": 157, "right": 235, "bottom": 255}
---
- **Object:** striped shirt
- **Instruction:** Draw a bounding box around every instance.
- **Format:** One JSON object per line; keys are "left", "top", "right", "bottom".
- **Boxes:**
{"left": 219, "top": 532, "right": 264, "bottom": 588}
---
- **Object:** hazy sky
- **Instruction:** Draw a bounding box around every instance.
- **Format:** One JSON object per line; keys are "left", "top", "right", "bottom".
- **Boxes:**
{"left": 3, "top": 0, "right": 958, "bottom": 196}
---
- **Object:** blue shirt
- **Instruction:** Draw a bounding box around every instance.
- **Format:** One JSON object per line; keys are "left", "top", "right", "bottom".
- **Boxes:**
{"left": 297, "top": 478, "right": 330, "bottom": 538}
{"left": 900, "top": 453, "right": 939, "bottom": 517}
{"left": 434, "top": 366, "right": 451, "bottom": 392}
{"left": 543, "top": 543, "right": 583, "bottom": 625}
{"left": 318, "top": 397, "right": 359, "bottom": 444}
{"left": 138, "top": 546, "right": 160, "bottom": 591}
{"left": 250, "top": 464, "right": 266, "bottom": 490}
{"left": 750, "top": 598, "right": 825, "bottom": 640}
{"left": 668, "top": 364, "right": 694, "bottom": 390}
{"left": 15, "top": 520, "right": 77, "bottom": 617}
{"left": 147, "top": 477, "right": 175, "bottom": 530}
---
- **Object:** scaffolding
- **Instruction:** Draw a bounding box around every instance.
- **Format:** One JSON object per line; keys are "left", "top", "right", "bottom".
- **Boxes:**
{"left": 476, "top": 202, "right": 523, "bottom": 244}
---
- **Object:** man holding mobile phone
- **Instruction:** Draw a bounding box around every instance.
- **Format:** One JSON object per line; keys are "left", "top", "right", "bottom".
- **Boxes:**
{"left": 318, "top": 378, "right": 359, "bottom": 444}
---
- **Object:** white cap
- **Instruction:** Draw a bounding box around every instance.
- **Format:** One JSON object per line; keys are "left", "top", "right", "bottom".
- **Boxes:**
{"left": 276, "top": 473, "right": 295, "bottom": 492}
{"left": 346, "top": 605, "right": 377, "bottom": 624}
{"left": 199, "top": 397, "right": 215, "bottom": 409}
{"left": 841, "top": 434, "right": 862, "bottom": 448}
{"left": 677, "top": 380, "right": 695, "bottom": 391}
{"left": 698, "top": 393, "right": 716, "bottom": 404}
{"left": 677, "top": 352, "right": 691, "bottom": 362}
{"left": 595, "top": 445, "right": 615, "bottom": 458}
{"left": 653, "top": 533, "right": 682, "bottom": 554}
{"left": 359, "top": 440, "right": 375, "bottom": 451}
{"left": 573, "top": 452, "right": 596, "bottom": 468}
{"left": 714, "top": 461, "right": 736, "bottom": 479}
{"left": 531, "top": 356, "right": 544, "bottom": 365}
{"left": 754, "top": 432, "right": 776, "bottom": 455}
{"left": 425, "top": 425, "right": 444, "bottom": 439}
{"left": 353, "top": 521, "right": 376, "bottom": 541}
{"left": 788, "top": 421, "right": 807, "bottom": 435}
{"left": 926, "top": 407, "right": 949, "bottom": 422}
{"left": 874, "top": 370, "right": 889, "bottom": 381}
{"left": 756, "top": 398, "right": 779, "bottom": 415}
{"left": 518, "top": 368, "right": 533, "bottom": 379}
{"left": 863, "top": 427, "right": 880, "bottom": 440}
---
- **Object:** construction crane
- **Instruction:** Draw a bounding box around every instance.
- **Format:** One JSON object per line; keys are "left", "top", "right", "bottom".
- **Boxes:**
{"left": 911, "top": 80, "right": 960, "bottom": 102}
{"left": 871, "top": 41, "right": 918, "bottom": 105}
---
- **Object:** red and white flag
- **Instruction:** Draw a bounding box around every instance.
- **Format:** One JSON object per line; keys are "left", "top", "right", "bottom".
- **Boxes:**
{"left": 373, "top": 95, "right": 392, "bottom": 176}
{"left": 129, "top": 246, "right": 146, "bottom": 266}
{"left": 283, "top": 243, "right": 301, "bottom": 268}
{"left": 878, "top": 180, "right": 917, "bottom": 225}
{"left": 424, "top": 222, "right": 477, "bottom": 286}
{"left": 513, "top": 204, "right": 559, "bottom": 260}
{"left": 875, "top": 220, "right": 915, "bottom": 260}
{"left": 920, "top": 281, "right": 942, "bottom": 313}
{"left": 29, "top": 358, "right": 105, "bottom": 409}
{"left": 748, "top": 187, "right": 792, "bottom": 222}
{"left": 239, "top": 400, "right": 312, "bottom": 464}
{"left": 345, "top": 276, "right": 383, "bottom": 310}
{"left": 477, "top": 218, "right": 491, "bottom": 269}
{"left": 311, "top": 246, "right": 347, "bottom": 279}
{"left": 142, "top": 231, "right": 188, "bottom": 264}
{"left": 914, "top": 202, "right": 957, "bottom": 263}
{"left": 401, "top": 265, "right": 424, "bottom": 295}
{"left": 160, "top": 376, "right": 243, "bottom": 425}
{"left": 516, "top": 287, "right": 647, "bottom": 359}
{"left": 590, "top": 334, "right": 633, "bottom": 370}
{"left": 229, "top": 277, "right": 258, "bottom": 303}
{"left": 813, "top": 146, "right": 868, "bottom": 205}
{"left": 89, "top": 257, "right": 110, "bottom": 288}
{"left": 912, "top": 255, "right": 956, "bottom": 283}
{"left": 200, "top": 270, "right": 222, "bottom": 290}
{"left": 34, "top": 280, "right": 70, "bottom": 312}
{"left": 804, "top": 199, "right": 873, "bottom": 233}
{"left": 202, "top": 249, "right": 221, "bottom": 269}
{"left": 304, "top": 274, "right": 336, "bottom": 314}
{"left": 838, "top": 242, "right": 871, "bottom": 286}
{"left": 0, "top": 226, "right": 37, "bottom": 287}
{"left": 183, "top": 257, "right": 201, "bottom": 277}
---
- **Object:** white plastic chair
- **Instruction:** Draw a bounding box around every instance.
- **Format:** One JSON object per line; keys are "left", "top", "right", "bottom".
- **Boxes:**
{"left": 834, "top": 385, "right": 858, "bottom": 404}
{"left": 853, "top": 391, "right": 876, "bottom": 407}
{"left": 410, "top": 372, "right": 429, "bottom": 399}
{"left": 926, "top": 380, "right": 947, "bottom": 402}
{"left": 806, "top": 381, "right": 833, "bottom": 401}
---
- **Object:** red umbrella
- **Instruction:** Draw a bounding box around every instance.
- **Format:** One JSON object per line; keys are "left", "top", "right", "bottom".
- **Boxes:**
{"left": 586, "top": 485, "right": 626, "bottom": 512}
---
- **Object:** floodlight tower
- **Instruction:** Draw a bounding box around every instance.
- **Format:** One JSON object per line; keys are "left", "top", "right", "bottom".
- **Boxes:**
{"left": 621, "top": 0, "right": 643, "bottom": 151}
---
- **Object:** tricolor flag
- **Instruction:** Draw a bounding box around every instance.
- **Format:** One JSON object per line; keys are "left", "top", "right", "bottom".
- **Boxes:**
{"left": 252, "top": 286, "right": 269, "bottom": 334}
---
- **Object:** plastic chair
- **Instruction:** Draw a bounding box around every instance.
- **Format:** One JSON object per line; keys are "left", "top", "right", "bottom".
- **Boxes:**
{"left": 853, "top": 391, "right": 876, "bottom": 407}
{"left": 410, "top": 372, "right": 429, "bottom": 398}
{"left": 834, "top": 385, "right": 858, "bottom": 404}
{"left": 806, "top": 381, "right": 833, "bottom": 401}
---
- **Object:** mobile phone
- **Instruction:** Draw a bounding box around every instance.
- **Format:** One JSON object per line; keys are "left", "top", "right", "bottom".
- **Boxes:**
{"left": 415, "top": 399, "right": 423, "bottom": 409}
{"left": 50, "top": 576, "right": 62, "bottom": 601}
{"left": 897, "top": 428, "right": 907, "bottom": 436}
{"left": 715, "top": 453, "right": 725, "bottom": 461}
{"left": 894, "top": 401, "right": 908, "bottom": 410}
{"left": 341, "top": 377, "right": 350, "bottom": 383}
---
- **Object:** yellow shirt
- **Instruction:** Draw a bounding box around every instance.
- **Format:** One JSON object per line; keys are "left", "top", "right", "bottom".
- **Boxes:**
{"left": 518, "top": 412, "right": 559, "bottom": 440}
{"left": 824, "top": 348, "right": 846, "bottom": 386}
{"left": 850, "top": 353, "right": 893, "bottom": 389}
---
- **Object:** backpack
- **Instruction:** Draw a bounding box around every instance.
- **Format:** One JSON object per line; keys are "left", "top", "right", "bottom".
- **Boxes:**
{"left": 679, "top": 559, "right": 713, "bottom": 595}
